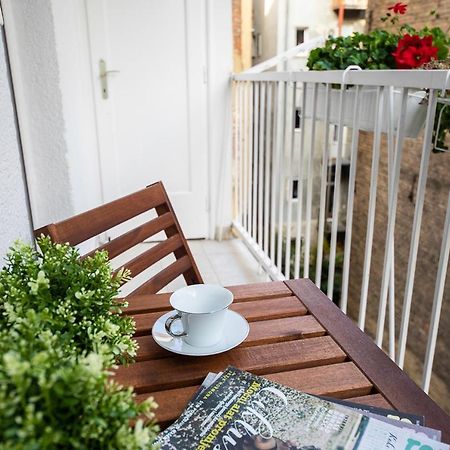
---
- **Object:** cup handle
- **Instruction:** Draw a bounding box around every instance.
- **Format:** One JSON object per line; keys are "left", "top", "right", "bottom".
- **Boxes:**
{"left": 165, "top": 312, "right": 188, "bottom": 338}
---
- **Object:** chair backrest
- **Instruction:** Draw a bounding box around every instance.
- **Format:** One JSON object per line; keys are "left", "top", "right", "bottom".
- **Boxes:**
{"left": 34, "top": 181, "right": 203, "bottom": 295}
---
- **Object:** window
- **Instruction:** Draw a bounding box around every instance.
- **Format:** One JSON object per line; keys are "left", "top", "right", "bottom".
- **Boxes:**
{"left": 296, "top": 28, "right": 307, "bottom": 45}
{"left": 295, "top": 108, "right": 302, "bottom": 129}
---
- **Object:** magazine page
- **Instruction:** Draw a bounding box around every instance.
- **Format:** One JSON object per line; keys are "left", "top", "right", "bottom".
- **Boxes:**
{"left": 314, "top": 396, "right": 441, "bottom": 441}
{"left": 157, "top": 367, "right": 449, "bottom": 450}
{"left": 316, "top": 396, "right": 424, "bottom": 425}
{"left": 196, "top": 373, "right": 441, "bottom": 441}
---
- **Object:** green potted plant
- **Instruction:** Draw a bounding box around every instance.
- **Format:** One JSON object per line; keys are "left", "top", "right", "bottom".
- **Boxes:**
{"left": 303, "top": 3, "right": 450, "bottom": 139}
{"left": 0, "top": 237, "right": 159, "bottom": 448}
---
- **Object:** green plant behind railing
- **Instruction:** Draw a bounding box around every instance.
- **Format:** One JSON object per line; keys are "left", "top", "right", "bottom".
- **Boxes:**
{"left": 0, "top": 237, "right": 159, "bottom": 449}
{"left": 434, "top": 100, "right": 450, "bottom": 152}
{"left": 276, "top": 235, "right": 344, "bottom": 302}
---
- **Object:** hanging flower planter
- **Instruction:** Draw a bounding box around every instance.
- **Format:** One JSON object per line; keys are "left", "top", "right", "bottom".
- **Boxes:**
{"left": 302, "top": 2, "right": 449, "bottom": 140}
{"left": 301, "top": 85, "right": 428, "bottom": 138}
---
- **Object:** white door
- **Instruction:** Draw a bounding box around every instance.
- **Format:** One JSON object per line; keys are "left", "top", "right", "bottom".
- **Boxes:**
{"left": 86, "top": 0, "right": 209, "bottom": 238}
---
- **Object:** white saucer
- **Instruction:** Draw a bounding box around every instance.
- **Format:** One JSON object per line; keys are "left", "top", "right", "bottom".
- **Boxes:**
{"left": 151, "top": 310, "right": 249, "bottom": 356}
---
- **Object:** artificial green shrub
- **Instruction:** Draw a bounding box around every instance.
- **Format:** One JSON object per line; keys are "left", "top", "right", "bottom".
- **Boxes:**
{"left": 0, "top": 238, "right": 158, "bottom": 449}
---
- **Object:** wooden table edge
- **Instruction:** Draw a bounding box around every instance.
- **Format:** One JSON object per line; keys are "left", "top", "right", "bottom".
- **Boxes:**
{"left": 285, "top": 278, "right": 450, "bottom": 443}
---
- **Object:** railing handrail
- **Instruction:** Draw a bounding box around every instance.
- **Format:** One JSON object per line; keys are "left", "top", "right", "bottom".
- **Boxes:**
{"left": 241, "top": 37, "right": 325, "bottom": 74}
{"left": 233, "top": 69, "right": 450, "bottom": 91}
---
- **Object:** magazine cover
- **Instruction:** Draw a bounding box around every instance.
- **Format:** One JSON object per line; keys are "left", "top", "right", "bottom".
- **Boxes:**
{"left": 157, "top": 367, "right": 448, "bottom": 450}
{"left": 194, "top": 372, "right": 440, "bottom": 441}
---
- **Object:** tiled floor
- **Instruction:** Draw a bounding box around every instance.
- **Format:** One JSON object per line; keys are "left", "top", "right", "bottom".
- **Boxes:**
{"left": 114, "top": 239, "right": 270, "bottom": 296}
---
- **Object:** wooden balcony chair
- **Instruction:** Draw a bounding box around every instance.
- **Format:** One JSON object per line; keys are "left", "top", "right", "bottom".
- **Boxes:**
{"left": 34, "top": 181, "right": 203, "bottom": 295}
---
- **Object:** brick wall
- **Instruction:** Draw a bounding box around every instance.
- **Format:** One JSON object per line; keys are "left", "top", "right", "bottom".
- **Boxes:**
{"left": 347, "top": 0, "right": 450, "bottom": 411}
{"left": 232, "top": 0, "right": 243, "bottom": 72}
{"left": 366, "top": 0, "right": 450, "bottom": 32}
{"left": 232, "top": 0, "right": 252, "bottom": 72}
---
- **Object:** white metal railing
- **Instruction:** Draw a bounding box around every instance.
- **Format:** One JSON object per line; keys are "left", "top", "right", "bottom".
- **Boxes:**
{"left": 231, "top": 68, "right": 450, "bottom": 394}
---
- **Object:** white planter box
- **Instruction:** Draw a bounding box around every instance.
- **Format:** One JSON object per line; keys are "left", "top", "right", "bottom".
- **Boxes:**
{"left": 301, "top": 86, "right": 427, "bottom": 138}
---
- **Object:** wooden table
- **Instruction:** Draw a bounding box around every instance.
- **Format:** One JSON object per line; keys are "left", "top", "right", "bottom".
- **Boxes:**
{"left": 116, "top": 279, "right": 450, "bottom": 442}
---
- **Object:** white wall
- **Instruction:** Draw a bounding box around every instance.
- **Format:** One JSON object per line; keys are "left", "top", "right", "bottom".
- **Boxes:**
{"left": 3, "top": 0, "right": 103, "bottom": 229}
{"left": 51, "top": 0, "right": 103, "bottom": 215}
{"left": 253, "top": 0, "right": 366, "bottom": 68}
{"left": 0, "top": 29, "right": 33, "bottom": 263}
{"left": 2, "top": 0, "right": 73, "bottom": 228}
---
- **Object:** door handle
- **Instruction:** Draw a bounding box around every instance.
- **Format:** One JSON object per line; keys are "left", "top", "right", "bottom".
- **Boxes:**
{"left": 99, "top": 59, "right": 120, "bottom": 99}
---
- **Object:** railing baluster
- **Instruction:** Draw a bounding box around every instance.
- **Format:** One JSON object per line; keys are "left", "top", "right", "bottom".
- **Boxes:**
{"left": 315, "top": 84, "right": 331, "bottom": 287}
{"left": 387, "top": 87, "right": 396, "bottom": 360}
{"left": 270, "top": 83, "right": 280, "bottom": 264}
{"left": 377, "top": 86, "right": 399, "bottom": 358}
{"left": 276, "top": 82, "right": 287, "bottom": 275}
{"left": 284, "top": 82, "right": 298, "bottom": 278}
{"left": 258, "top": 82, "right": 266, "bottom": 249}
{"left": 242, "top": 82, "right": 249, "bottom": 231}
{"left": 294, "top": 82, "right": 308, "bottom": 279}
{"left": 248, "top": 83, "right": 254, "bottom": 240}
{"left": 263, "top": 82, "right": 273, "bottom": 256}
{"left": 340, "top": 86, "right": 361, "bottom": 313}
{"left": 252, "top": 82, "right": 259, "bottom": 241}
{"left": 233, "top": 83, "right": 239, "bottom": 223}
{"left": 327, "top": 83, "right": 348, "bottom": 300}
{"left": 397, "top": 89, "right": 438, "bottom": 368}
{"left": 359, "top": 86, "right": 384, "bottom": 329}
{"left": 422, "top": 190, "right": 450, "bottom": 393}
{"left": 304, "top": 83, "right": 318, "bottom": 279}
{"left": 239, "top": 82, "right": 245, "bottom": 225}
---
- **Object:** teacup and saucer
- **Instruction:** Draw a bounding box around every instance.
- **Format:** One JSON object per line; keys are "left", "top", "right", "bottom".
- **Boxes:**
{"left": 151, "top": 284, "right": 249, "bottom": 356}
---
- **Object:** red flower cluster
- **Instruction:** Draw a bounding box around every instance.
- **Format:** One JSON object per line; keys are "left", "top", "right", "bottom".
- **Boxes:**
{"left": 392, "top": 34, "right": 438, "bottom": 69}
{"left": 388, "top": 2, "right": 407, "bottom": 14}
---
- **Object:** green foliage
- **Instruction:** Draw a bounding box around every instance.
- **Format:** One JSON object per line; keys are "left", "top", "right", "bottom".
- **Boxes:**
{"left": 307, "top": 30, "right": 399, "bottom": 71}
{"left": 277, "top": 235, "right": 344, "bottom": 303}
{"left": 0, "top": 238, "right": 159, "bottom": 449}
{"left": 433, "top": 100, "right": 450, "bottom": 153}
{"left": 306, "top": 23, "right": 449, "bottom": 71}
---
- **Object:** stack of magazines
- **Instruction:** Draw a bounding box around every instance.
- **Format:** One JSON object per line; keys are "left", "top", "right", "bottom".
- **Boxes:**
{"left": 156, "top": 366, "right": 449, "bottom": 449}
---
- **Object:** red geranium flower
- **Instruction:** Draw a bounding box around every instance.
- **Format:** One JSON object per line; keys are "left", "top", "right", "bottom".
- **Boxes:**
{"left": 392, "top": 34, "right": 438, "bottom": 69}
{"left": 388, "top": 2, "right": 408, "bottom": 14}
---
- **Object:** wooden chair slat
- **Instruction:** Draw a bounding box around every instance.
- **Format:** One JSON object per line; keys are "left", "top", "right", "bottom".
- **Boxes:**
{"left": 34, "top": 181, "right": 202, "bottom": 294}
{"left": 114, "top": 336, "right": 347, "bottom": 393}
{"left": 135, "top": 362, "right": 372, "bottom": 427}
{"left": 129, "top": 255, "right": 193, "bottom": 296}
{"left": 35, "top": 186, "right": 166, "bottom": 245}
{"left": 120, "top": 234, "right": 183, "bottom": 278}
{"left": 134, "top": 315, "right": 326, "bottom": 361}
{"left": 83, "top": 212, "right": 174, "bottom": 260}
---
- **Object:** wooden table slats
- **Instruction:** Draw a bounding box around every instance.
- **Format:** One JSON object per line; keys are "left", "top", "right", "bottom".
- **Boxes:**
{"left": 134, "top": 315, "right": 325, "bottom": 361}
{"left": 285, "top": 279, "right": 450, "bottom": 442}
{"left": 117, "top": 279, "right": 450, "bottom": 443}
{"left": 116, "top": 336, "right": 346, "bottom": 393}
{"left": 122, "top": 281, "right": 293, "bottom": 316}
{"left": 133, "top": 296, "right": 307, "bottom": 336}
{"left": 136, "top": 362, "right": 374, "bottom": 427}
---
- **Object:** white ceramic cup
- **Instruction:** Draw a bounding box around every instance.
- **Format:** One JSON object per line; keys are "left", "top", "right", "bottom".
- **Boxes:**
{"left": 165, "top": 284, "right": 233, "bottom": 347}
